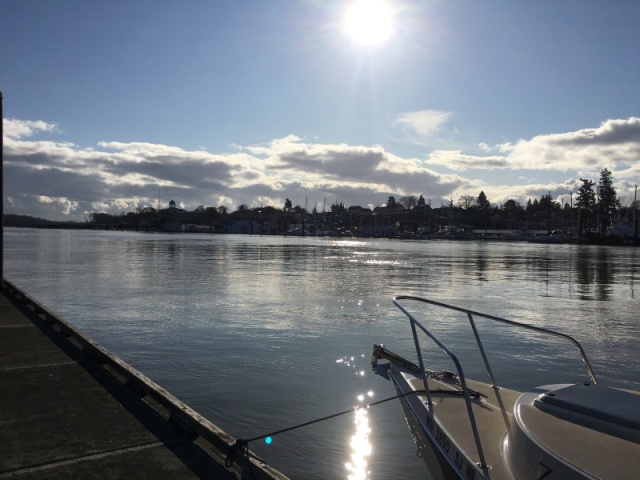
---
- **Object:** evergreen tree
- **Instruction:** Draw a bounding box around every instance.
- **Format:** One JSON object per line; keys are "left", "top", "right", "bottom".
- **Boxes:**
{"left": 539, "top": 193, "right": 552, "bottom": 212}
{"left": 477, "top": 191, "right": 490, "bottom": 210}
{"left": 598, "top": 168, "right": 620, "bottom": 231}
{"left": 330, "top": 202, "right": 346, "bottom": 213}
{"left": 532, "top": 198, "right": 540, "bottom": 213}
{"left": 477, "top": 191, "right": 490, "bottom": 228}
{"left": 525, "top": 199, "right": 534, "bottom": 215}
{"left": 502, "top": 199, "right": 524, "bottom": 229}
{"left": 577, "top": 178, "right": 596, "bottom": 232}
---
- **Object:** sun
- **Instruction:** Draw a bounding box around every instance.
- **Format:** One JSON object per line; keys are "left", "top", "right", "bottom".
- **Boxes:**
{"left": 344, "top": 0, "right": 395, "bottom": 47}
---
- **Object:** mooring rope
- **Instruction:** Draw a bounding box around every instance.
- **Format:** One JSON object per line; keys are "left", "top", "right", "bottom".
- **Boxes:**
{"left": 225, "top": 388, "right": 471, "bottom": 468}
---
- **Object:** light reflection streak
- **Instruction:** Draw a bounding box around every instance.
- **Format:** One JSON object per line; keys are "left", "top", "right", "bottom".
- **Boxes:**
{"left": 346, "top": 393, "right": 374, "bottom": 480}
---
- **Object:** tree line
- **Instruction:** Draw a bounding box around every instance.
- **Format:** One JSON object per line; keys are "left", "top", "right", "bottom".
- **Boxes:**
{"left": 78, "top": 167, "right": 633, "bottom": 233}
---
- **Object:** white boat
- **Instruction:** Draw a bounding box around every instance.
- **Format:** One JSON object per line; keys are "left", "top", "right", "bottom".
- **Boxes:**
{"left": 372, "top": 296, "right": 640, "bottom": 480}
{"left": 607, "top": 220, "right": 636, "bottom": 239}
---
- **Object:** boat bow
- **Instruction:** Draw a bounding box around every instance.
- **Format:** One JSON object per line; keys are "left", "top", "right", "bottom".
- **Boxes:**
{"left": 372, "top": 296, "right": 639, "bottom": 480}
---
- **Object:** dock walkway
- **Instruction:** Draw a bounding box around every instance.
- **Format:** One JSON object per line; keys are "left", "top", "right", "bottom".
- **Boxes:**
{"left": 0, "top": 281, "right": 288, "bottom": 480}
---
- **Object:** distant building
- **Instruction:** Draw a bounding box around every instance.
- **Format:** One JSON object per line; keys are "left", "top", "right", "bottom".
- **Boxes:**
{"left": 347, "top": 205, "right": 371, "bottom": 213}
{"left": 360, "top": 224, "right": 396, "bottom": 237}
{"left": 223, "top": 220, "right": 261, "bottom": 234}
{"left": 157, "top": 200, "right": 190, "bottom": 231}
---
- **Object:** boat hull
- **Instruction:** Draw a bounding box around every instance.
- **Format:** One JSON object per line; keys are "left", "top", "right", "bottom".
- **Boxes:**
{"left": 383, "top": 364, "right": 491, "bottom": 480}
{"left": 381, "top": 360, "right": 640, "bottom": 480}
{"left": 395, "top": 383, "right": 468, "bottom": 480}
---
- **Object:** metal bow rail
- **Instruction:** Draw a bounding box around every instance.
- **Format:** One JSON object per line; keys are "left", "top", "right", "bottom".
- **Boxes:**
{"left": 392, "top": 295, "right": 598, "bottom": 475}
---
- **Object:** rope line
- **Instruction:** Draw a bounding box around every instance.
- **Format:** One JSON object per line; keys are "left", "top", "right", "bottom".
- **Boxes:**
{"left": 246, "top": 389, "right": 425, "bottom": 443}
{"left": 225, "top": 387, "right": 470, "bottom": 467}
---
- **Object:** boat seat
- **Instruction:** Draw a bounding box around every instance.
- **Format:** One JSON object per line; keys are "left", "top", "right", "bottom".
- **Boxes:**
{"left": 536, "top": 383, "right": 640, "bottom": 429}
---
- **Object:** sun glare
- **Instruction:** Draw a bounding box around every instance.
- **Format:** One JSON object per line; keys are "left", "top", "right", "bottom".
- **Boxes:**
{"left": 344, "top": 0, "right": 394, "bottom": 47}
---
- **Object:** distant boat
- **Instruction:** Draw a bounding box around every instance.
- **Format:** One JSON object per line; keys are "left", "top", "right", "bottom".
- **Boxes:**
{"left": 305, "top": 224, "right": 321, "bottom": 236}
{"left": 287, "top": 224, "right": 304, "bottom": 236}
{"left": 503, "top": 229, "right": 534, "bottom": 241}
{"left": 438, "top": 226, "right": 474, "bottom": 240}
{"left": 372, "top": 296, "right": 639, "bottom": 480}
{"left": 607, "top": 220, "right": 636, "bottom": 239}
{"left": 528, "top": 229, "right": 569, "bottom": 243}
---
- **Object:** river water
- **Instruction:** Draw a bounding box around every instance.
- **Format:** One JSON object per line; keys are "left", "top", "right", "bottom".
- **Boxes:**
{"left": 4, "top": 228, "right": 640, "bottom": 479}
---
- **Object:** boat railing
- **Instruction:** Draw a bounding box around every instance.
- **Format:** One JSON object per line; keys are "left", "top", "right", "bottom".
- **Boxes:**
{"left": 392, "top": 295, "right": 598, "bottom": 475}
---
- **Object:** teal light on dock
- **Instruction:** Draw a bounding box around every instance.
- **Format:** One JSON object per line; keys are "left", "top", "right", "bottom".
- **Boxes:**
{"left": 265, "top": 436, "right": 273, "bottom": 445}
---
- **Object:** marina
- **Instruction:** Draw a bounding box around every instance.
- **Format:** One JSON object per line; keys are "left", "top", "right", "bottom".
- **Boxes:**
{"left": 3, "top": 2, "right": 640, "bottom": 478}
{"left": 4, "top": 228, "right": 640, "bottom": 479}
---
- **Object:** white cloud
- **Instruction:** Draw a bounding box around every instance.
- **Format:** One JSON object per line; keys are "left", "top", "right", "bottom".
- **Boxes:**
{"left": 37, "top": 195, "right": 79, "bottom": 215}
{"left": 37, "top": 196, "right": 55, "bottom": 204}
{"left": 425, "top": 118, "right": 640, "bottom": 176}
{"left": 3, "top": 119, "right": 58, "bottom": 139}
{"left": 392, "top": 110, "right": 453, "bottom": 136}
{"left": 426, "top": 150, "right": 509, "bottom": 172}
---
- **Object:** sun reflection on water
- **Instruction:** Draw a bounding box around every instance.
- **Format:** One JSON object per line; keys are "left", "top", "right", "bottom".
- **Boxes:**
{"left": 346, "top": 392, "right": 374, "bottom": 480}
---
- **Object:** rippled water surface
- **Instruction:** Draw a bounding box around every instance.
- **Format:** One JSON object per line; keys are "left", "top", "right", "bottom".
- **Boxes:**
{"left": 5, "top": 228, "right": 640, "bottom": 479}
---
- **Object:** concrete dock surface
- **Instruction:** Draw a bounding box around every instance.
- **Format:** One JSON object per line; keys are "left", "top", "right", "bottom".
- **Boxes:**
{"left": 0, "top": 280, "right": 289, "bottom": 480}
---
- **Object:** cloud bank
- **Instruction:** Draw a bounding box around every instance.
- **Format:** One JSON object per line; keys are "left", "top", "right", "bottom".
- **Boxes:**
{"left": 430, "top": 118, "right": 640, "bottom": 173}
{"left": 3, "top": 117, "right": 640, "bottom": 221}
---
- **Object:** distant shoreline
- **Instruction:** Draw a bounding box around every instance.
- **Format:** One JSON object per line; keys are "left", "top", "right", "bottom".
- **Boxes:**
{"left": 4, "top": 216, "right": 638, "bottom": 246}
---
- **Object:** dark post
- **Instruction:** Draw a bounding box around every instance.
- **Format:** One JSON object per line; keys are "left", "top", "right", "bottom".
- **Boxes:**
{"left": 635, "top": 185, "right": 638, "bottom": 245}
{"left": 1, "top": 91, "right": 3, "bottom": 289}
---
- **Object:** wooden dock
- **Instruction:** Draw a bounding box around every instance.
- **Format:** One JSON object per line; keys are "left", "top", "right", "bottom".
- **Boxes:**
{"left": 0, "top": 280, "right": 289, "bottom": 479}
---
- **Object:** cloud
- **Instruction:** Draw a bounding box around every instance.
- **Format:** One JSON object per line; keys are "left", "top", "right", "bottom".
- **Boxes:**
{"left": 553, "top": 117, "right": 640, "bottom": 146}
{"left": 245, "top": 136, "right": 454, "bottom": 195}
{"left": 426, "top": 117, "right": 640, "bottom": 176}
{"left": 426, "top": 150, "right": 509, "bottom": 172}
{"left": 392, "top": 110, "right": 453, "bottom": 136}
{"left": 5, "top": 124, "right": 469, "bottom": 220}
{"left": 37, "top": 196, "right": 79, "bottom": 215}
{"left": 275, "top": 145, "right": 387, "bottom": 178}
{"left": 3, "top": 119, "right": 58, "bottom": 140}
{"left": 4, "top": 116, "right": 640, "bottom": 221}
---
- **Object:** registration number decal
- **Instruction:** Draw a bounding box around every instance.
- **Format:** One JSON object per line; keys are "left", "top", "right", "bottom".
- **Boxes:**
{"left": 427, "top": 417, "right": 476, "bottom": 480}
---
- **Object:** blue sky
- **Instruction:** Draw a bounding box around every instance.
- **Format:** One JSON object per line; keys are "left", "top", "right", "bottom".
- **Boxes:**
{"left": 2, "top": 0, "right": 640, "bottom": 220}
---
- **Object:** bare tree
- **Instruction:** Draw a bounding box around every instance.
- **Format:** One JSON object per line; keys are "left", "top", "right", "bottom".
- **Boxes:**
{"left": 458, "top": 195, "right": 475, "bottom": 210}
{"left": 399, "top": 195, "right": 418, "bottom": 210}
